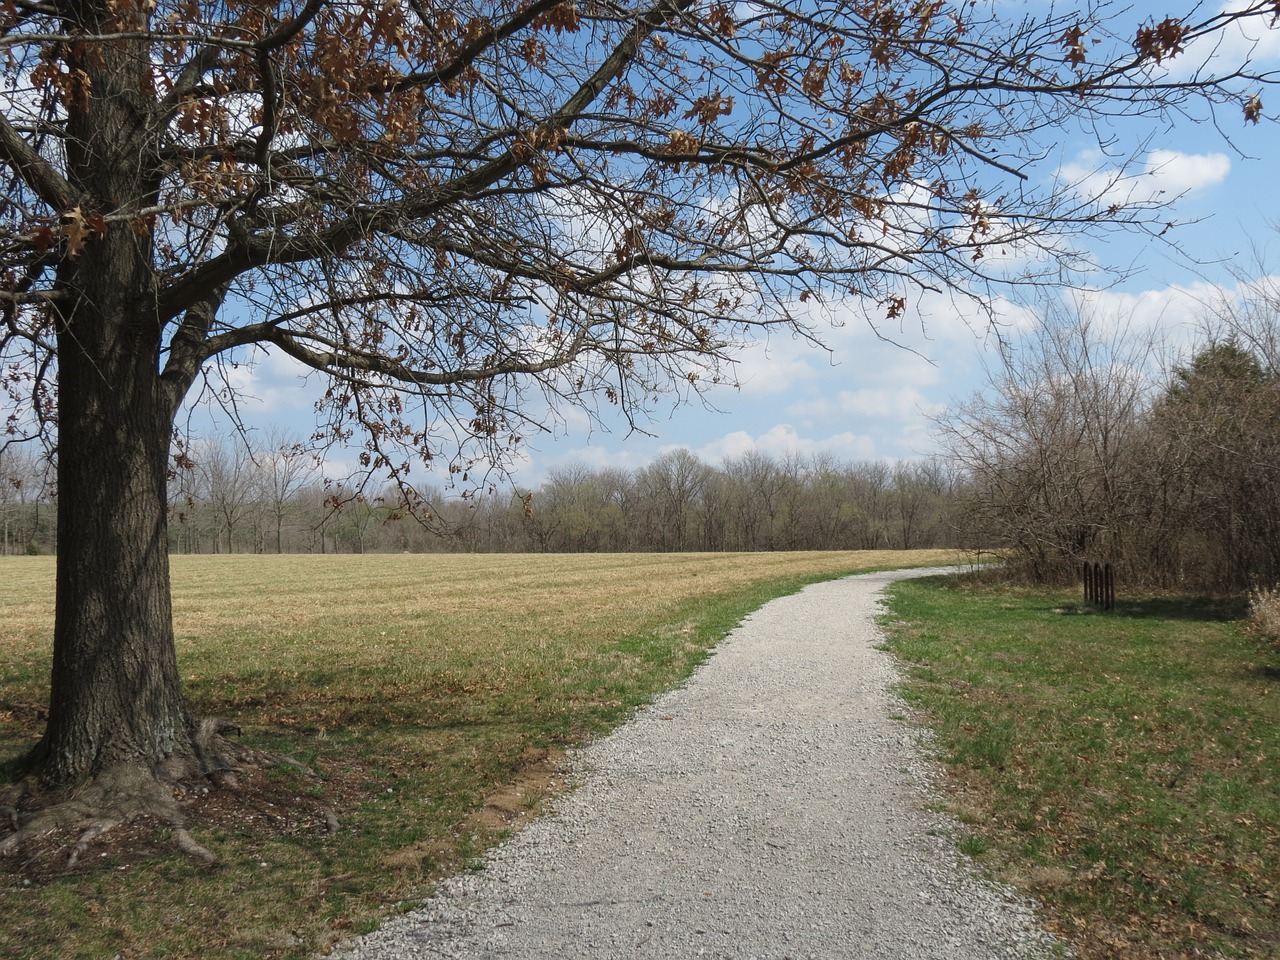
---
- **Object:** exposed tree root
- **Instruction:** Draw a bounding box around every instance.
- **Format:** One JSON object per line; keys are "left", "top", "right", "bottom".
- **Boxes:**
{"left": 0, "top": 762, "right": 187, "bottom": 865}
{"left": 173, "top": 827, "right": 217, "bottom": 866}
{"left": 0, "top": 718, "right": 332, "bottom": 872}
{"left": 67, "top": 818, "right": 118, "bottom": 868}
{"left": 322, "top": 807, "right": 340, "bottom": 836}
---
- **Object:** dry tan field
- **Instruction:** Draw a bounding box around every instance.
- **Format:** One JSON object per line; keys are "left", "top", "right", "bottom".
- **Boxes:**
{"left": 0, "top": 550, "right": 959, "bottom": 960}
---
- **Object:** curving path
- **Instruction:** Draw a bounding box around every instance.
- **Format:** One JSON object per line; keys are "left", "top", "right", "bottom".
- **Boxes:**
{"left": 331, "top": 567, "right": 1059, "bottom": 960}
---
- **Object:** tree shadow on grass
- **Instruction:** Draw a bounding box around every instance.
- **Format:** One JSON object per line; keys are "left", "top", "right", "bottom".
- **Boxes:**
{"left": 1112, "top": 595, "right": 1249, "bottom": 623}
{"left": 1050, "top": 595, "right": 1246, "bottom": 623}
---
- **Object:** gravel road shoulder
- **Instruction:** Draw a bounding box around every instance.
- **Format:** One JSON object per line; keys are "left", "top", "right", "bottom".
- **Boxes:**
{"left": 330, "top": 567, "right": 1062, "bottom": 960}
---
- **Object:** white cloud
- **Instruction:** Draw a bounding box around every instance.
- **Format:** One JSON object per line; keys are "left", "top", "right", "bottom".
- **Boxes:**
{"left": 1064, "top": 283, "right": 1214, "bottom": 336}
{"left": 1144, "top": 149, "right": 1231, "bottom": 197}
{"left": 521, "top": 440, "right": 647, "bottom": 482}
{"left": 209, "top": 347, "right": 319, "bottom": 415}
{"left": 731, "top": 332, "right": 822, "bottom": 396}
{"left": 1159, "top": 1, "right": 1280, "bottom": 81}
{"left": 690, "top": 429, "right": 757, "bottom": 462}
{"left": 831, "top": 386, "right": 945, "bottom": 420}
{"left": 1061, "top": 148, "right": 1231, "bottom": 210}
{"left": 692, "top": 424, "right": 879, "bottom": 464}
{"left": 729, "top": 281, "right": 1018, "bottom": 402}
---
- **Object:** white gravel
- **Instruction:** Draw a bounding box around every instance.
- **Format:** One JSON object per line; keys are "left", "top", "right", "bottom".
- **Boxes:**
{"left": 329, "top": 567, "right": 1062, "bottom": 960}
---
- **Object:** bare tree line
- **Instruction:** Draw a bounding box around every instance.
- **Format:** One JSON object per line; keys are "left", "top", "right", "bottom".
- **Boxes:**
{"left": 12, "top": 274, "right": 1280, "bottom": 585}
{"left": 469, "top": 450, "right": 962, "bottom": 554}
{"left": 938, "top": 279, "right": 1280, "bottom": 592}
{"left": 10, "top": 278, "right": 1280, "bottom": 586}
{"left": 0, "top": 441, "right": 964, "bottom": 556}
{"left": 170, "top": 445, "right": 963, "bottom": 555}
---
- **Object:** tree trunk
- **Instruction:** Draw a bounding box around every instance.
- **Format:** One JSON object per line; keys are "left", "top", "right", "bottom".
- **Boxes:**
{"left": 37, "top": 325, "right": 192, "bottom": 786}
{"left": 34, "top": 218, "right": 194, "bottom": 783}
{"left": 30, "top": 12, "right": 192, "bottom": 787}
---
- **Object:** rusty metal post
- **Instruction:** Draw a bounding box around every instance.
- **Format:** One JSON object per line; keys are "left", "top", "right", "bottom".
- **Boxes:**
{"left": 1084, "top": 561, "right": 1116, "bottom": 610}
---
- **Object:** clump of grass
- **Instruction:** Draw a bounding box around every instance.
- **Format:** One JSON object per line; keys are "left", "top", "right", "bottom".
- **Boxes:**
{"left": 957, "top": 833, "right": 991, "bottom": 858}
{"left": 1247, "top": 584, "right": 1280, "bottom": 648}
{"left": 883, "top": 575, "right": 1280, "bottom": 960}
{"left": 0, "top": 549, "right": 958, "bottom": 960}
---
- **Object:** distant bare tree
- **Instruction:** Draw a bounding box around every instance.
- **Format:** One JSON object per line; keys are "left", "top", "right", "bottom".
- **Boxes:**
{"left": 256, "top": 430, "right": 319, "bottom": 554}
{"left": 791, "top": 453, "right": 858, "bottom": 550}
{"left": 193, "top": 439, "right": 259, "bottom": 553}
{"left": 721, "top": 450, "right": 785, "bottom": 550}
{"left": 847, "top": 461, "right": 893, "bottom": 550}
{"left": 635, "top": 449, "right": 707, "bottom": 552}
{"left": 0, "top": 444, "right": 51, "bottom": 554}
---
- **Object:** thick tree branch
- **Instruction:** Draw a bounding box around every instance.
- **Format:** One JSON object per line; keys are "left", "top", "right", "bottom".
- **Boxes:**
{"left": 160, "top": 282, "right": 231, "bottom": 417}
{"left": 158, "top": 42, "right": 224, "bottom": 119}
{"left": 262, "top": 323, "right": 595, "bottom": 388}
{"left": 0, "top": 112, "right": 80, "bottom": 212}
{"left": 256, "top": 0, "right": 327, "bottom": 53}
{"left": 394, "top": 0, "right": 574, "bottom": 93}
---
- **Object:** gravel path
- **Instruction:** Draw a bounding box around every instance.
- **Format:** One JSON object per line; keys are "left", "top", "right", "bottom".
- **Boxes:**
{"left": 330, "top": 567, "right": 1061, "bottom": 960}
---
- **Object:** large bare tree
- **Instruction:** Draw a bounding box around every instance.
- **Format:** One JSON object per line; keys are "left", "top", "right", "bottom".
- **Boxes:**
{"left": 1, "top": 0, "right": 1277, "bottom": 842}
{"left": 935, "top": 302, "right": 1162, "bottom": 582}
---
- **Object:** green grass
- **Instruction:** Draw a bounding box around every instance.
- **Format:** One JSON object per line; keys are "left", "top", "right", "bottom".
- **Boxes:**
{"left": 0, "top": 550, "right": 956, "bottom": 960}
{"left": 882, "top": 575, "right": 1280, "bottom": 959}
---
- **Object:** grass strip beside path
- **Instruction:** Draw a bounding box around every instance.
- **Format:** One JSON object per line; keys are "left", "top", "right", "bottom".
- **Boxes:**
{"left": 882, "top": 575, "right": 1280, "bottom": 960}
{"left": 1, "top": 550, "right": 955, "bottom": 960}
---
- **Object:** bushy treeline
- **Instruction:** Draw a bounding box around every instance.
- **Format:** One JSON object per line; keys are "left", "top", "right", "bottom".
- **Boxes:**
{"left": 939, "top": 291, "right": 1280, "bottom": 593}
{"left": 164, "top": 445, "right": 963, "bottom": 555}
{"left": 1, "top": 440, "right": 965, "bottom": 555}
{"left": 467, "top": 450, "right": 962, "bottom": 554}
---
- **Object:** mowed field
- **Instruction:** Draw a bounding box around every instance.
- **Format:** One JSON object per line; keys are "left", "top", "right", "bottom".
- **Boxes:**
{"left": 0, "top": 550, "right": 957, "bottom": 960}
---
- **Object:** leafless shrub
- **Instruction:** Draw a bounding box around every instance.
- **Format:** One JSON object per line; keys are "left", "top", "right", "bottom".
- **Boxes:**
{"left": 936, "top": 265, "right": 1280, "bottom": 595}
{"left": 1247, "top": 585, "right": 1280, "bottom": 647}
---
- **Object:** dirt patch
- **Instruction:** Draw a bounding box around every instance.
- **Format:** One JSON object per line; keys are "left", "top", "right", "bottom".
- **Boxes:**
{"left": 382, "top": 746, "right": 571, "bottom": 873}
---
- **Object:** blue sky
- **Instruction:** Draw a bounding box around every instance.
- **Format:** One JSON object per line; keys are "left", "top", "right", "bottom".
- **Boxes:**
{"left": 199, "top": 1, "right": 1280, "bottom": 490}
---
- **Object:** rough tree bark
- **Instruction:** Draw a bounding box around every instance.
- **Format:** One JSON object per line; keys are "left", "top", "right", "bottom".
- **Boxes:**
{"left": 1, "top": 7, "right": 243, "bottom": 857}
{"left": 31, "top": 9, "right": 197, "bottom": 787}
{"left": 42, "top": 280, "right": 190, "bottom": 787}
